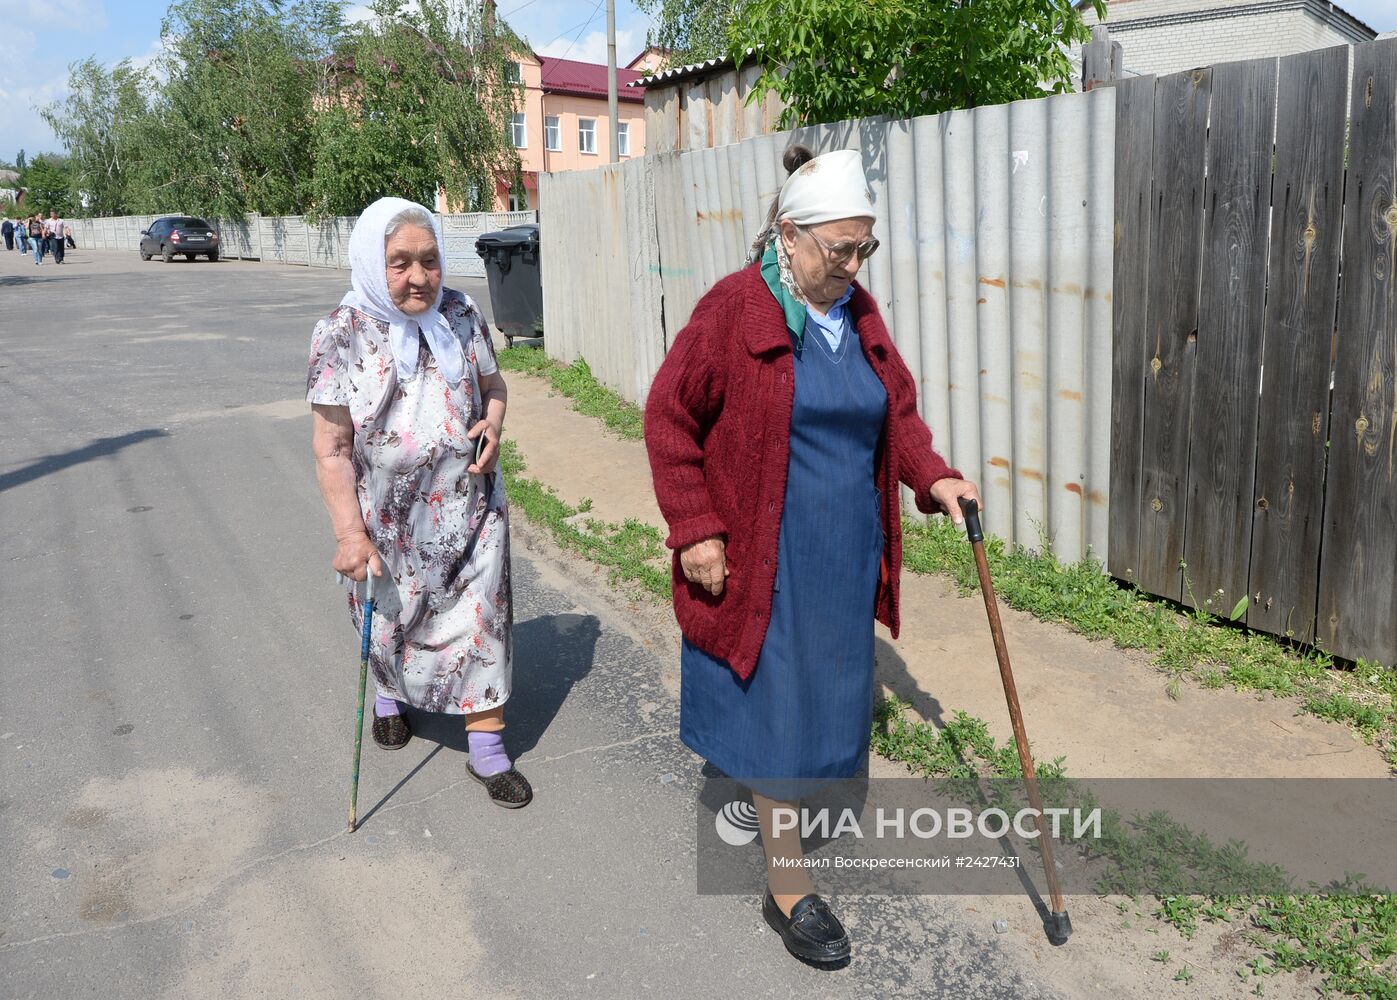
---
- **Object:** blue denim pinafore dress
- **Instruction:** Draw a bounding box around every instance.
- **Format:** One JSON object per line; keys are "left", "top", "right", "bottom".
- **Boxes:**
{"left": 680, "top": 313, "right": 888, "bottom": 798}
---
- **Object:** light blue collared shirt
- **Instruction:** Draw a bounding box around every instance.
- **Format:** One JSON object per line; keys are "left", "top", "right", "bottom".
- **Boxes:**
{"left": 805, "top": 286, "right": 855, "bottom": 353}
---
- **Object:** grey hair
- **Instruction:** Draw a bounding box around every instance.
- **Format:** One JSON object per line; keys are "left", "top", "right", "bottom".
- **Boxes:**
{"left": 384, "top": 205, "right": 436, "bottom": 239}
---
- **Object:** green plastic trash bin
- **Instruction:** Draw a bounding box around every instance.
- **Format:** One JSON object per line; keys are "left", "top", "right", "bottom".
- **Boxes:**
{"left": 475, "top": 224, "right": 542, "bottom": 347}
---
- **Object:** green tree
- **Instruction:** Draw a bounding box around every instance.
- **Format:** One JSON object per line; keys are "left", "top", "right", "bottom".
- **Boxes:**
{"left": 308, "top": 0, "right": 523, "bottom": 216}
{"left": 19, "top": 154, "right": 77, "bottom": 215}
{"left": 635, "top": 0, "right": 749, "bottom": 63}
{"left": 41, "top": 58, "right": 153, "bottom": 216}
{"left": 16, "top": 149, "right": 27, "bottom": 172}
{"left": 732, "top": 0, "right": 1104, "bottom": 127}
{"left": 132, "top": 0, "right": 343, "bottom": 217}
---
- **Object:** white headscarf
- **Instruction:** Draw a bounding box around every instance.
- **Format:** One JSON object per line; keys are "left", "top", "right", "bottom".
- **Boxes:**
{"left": 340, "top": 196, "right": 463, "bottom": 385}
{"left": 776, "top": 148, "right": 876, "bottom": 227}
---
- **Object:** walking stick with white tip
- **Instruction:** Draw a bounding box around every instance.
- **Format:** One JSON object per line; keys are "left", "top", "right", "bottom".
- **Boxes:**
{"left": 958, "top": 498, "right": 1072, "bottom": 945}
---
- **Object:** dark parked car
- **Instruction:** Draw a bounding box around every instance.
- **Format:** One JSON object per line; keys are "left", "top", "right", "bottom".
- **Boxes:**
{"left": 140, "top": 216, "right": 220, "bottom": 262}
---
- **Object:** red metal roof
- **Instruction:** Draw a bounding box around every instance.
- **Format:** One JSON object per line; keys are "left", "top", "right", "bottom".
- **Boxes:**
{"left": 539, "top": 56, "right": 646, "bottom": 102}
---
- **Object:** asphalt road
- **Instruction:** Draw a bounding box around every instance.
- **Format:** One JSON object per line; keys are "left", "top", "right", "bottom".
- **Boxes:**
{"left": 0, "top": 248, "right": 1062, "bottom": 999}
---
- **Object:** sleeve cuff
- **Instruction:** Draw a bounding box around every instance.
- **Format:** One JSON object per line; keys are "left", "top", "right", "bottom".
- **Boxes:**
{"left": 664, "top": 512, "right": 727, "bottom": 550}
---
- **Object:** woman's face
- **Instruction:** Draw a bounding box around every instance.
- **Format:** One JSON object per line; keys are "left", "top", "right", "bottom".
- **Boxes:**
{"left": 780, "top": 216, "right": 875, "bottom": 305}
{"left": 384, "top": 224, "right": 442, "bottom": 316}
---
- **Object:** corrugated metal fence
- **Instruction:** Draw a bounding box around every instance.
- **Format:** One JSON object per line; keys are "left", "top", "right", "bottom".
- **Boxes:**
{"left": 541, "top": 87, "right": 1116, "bottom": 565}
{"left": 69, "top": 211, "right": 537, "bottom": 279}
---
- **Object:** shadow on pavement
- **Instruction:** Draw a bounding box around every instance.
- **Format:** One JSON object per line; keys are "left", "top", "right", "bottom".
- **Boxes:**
{"left": 0, "top": 428, "right": 170, "bottom": 493}
{"left": 397, "top": 612, "right": 601, "bottom": 760}
{"left": 0, "top": 273, "right": 89, "bottom": 287}
{"left": 874, "top": 636, "right": 947, "bottom": 730}
{"left": 872, "top": 636, "right": 1055, "bottom": 931}
{"left": 356, "top": 744, "right": 445, "bottom": 829}
{"left": 340, "top": 614, "right": 601, "bottom": 825}
{"left": 496, "top": 611, "right": 602, "bottom": 758}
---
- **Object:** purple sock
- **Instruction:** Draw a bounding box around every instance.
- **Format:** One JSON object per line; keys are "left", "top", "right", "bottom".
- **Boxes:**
{"left": 374, "top": 693, "right": 401, "bottom": 717}
{"left": 468, "top": 731, "right": 512, "bottom": 778}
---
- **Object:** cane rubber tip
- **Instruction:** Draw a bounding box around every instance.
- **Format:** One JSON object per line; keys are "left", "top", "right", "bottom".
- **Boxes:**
{"left": 1046, "top": 911, "right": 1072, "bottom": 946}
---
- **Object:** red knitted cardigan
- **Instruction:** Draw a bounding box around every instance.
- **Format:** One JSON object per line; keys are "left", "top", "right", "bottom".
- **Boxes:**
{"left": 644, "top": 262, "right": 960, "bottom": 681}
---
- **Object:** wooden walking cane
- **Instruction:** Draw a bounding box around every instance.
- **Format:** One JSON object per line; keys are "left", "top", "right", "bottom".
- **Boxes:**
{"left": 346, "top": 567, "right": 376, "bottom": 833}
{"left": 958, "top": 498, "right": 1072, "bottom": 945}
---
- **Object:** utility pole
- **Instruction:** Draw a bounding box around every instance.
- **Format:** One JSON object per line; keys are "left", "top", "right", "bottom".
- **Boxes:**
{"left": 607, "top": 0, "right": 619, "bottom": 163}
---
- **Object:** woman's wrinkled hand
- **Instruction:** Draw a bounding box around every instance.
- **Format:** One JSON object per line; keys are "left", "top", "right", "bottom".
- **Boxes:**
{"left": 468, "top": 420, "right": 501, "bottom": 475}
{"left": 333, "top": 532, "right": 384, "bottom": 581}
{"left": 680, "top": 536, "right": 728, "bottom": 596}
{"left": 929, "top": 478, "right": 984, "bottom": 525}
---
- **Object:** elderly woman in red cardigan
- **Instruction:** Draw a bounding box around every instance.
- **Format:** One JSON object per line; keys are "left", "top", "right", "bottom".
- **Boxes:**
{"left": 645, "top": 145, "right": 981, "bottom": 965}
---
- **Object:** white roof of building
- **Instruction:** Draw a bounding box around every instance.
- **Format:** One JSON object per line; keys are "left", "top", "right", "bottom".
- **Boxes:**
{"left": 631, "top": 49, "right": 761, "bottom": 89}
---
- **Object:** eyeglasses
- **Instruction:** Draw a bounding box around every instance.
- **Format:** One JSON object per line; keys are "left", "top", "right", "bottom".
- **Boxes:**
{"left": 800, "top": 226, "right": 880, "bottom": 264}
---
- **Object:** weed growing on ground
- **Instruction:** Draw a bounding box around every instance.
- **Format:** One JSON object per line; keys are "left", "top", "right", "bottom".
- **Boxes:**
{"left": 498, "top": 346, "right": 645, "bottom": 440}
{"left": 872, "top": 695, "right": 1397, "bottom": 997}
{"left": 498, "top": 440, "right": 669, "bottom": 600}
{"left": 900, "top": 515, "right": 1397, "bottom": 765}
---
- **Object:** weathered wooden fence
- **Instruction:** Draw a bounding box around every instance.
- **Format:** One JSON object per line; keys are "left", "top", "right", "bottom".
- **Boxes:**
{"left": 69, "top": 211, "right": 536, "bottom": 279}
{"left": 541, "top": 88, "right": 1118, "bottom": 566}
{"left": 1110, "top": 38, "right": 1396, "bottom": 664}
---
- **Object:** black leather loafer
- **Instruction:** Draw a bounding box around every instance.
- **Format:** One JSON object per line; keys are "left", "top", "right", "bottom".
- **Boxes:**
{"left": 762, "top": 891, "right": 851, "bottom": 964}
{"left": 371, "top": 713, "right": 411, "bottom": 750}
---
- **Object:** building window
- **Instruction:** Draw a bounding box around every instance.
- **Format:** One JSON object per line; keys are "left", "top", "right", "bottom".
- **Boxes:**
{"left": 509, "top": 190, "right": 529, "bottom": 212}
{"left": 511, "top": 112, "right": 527, "bottom": 148}
{"left": 545, "top": 115, "right": 561, "bottom": 151}
{"left": 617, "top": 122, "right": 630, "bottom": 157}
{"left": 506, "top": 61, "right": 522, "bottom": 84}
{"left": 579, "top": 118, "right": 596, "bottom": 155}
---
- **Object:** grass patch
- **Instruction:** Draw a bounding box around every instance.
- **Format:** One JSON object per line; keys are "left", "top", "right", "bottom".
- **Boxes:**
{"left": 901, "top": 515, "right": 1397, "bottom": 767}
{"left": 498, "top": 346, "right": 645, "bottom": 440}
{"left": 499, "top": 439, "right": 669, "bottom": 601}
{"left": 873, "top": 695, "right": 1397, "bottom": 998}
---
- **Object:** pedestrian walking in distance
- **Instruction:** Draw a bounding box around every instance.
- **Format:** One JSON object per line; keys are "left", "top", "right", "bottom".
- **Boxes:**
{"left": 645, "top": 145, "right": 982, "bottom": 965}
{"left": 307, "top": 197, "right": 531, "bottom": 809}
{"left": 1, "top": 217, "right": 13, "bottom": 252}
{"left": 47, "top": 210, "right": 65, "bottom": 264}
{"left": 15, "top": 217, "right": 28, "bottom": 255}
{"left": 30, "top": 216, "right": 44, "bottom": 265}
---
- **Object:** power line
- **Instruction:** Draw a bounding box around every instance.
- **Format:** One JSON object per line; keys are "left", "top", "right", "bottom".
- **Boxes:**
{"left": 534, "top": 13, "right": 594, "bottom": 50}
{"left": 500, "top": 0, "right": 545, "bottom": 17}
{"left": 553, "top": 0, "right": 605, "bottom": 61}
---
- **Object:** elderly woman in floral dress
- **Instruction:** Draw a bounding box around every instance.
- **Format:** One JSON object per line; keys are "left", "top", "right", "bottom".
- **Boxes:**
{"left": 307, "top": 196, "right": 530, "bottom": 808}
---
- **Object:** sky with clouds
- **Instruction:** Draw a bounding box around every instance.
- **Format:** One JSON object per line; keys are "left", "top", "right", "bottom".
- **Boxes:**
{"left": 4, "top": 0, "right": 1396, "bottom": 164}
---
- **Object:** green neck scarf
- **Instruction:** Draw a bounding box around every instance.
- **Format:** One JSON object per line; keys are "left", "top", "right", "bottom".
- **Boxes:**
{"left": 760, "top": 241, "right": 807, "bottom": 350}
